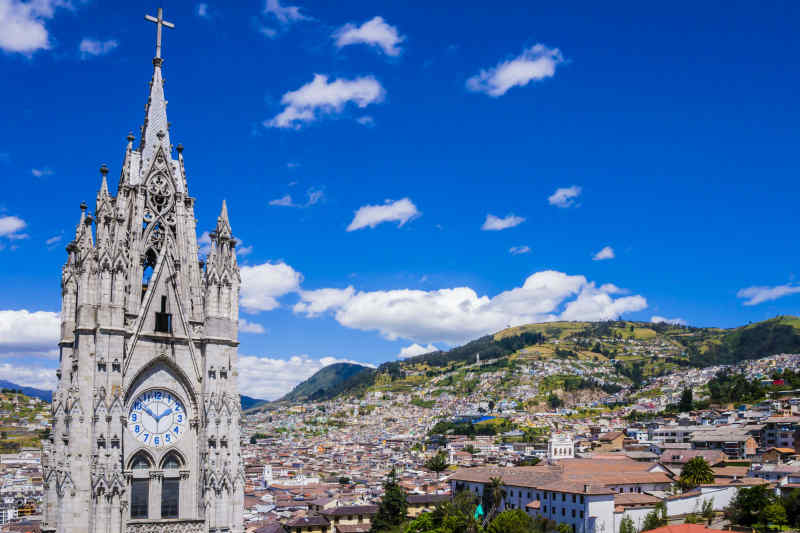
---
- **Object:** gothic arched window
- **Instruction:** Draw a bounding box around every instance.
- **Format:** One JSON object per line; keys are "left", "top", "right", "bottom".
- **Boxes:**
{"left": 161, "top": 452, "right": 182, "bottom": 470}
{"left": 160, "top": 452, "right": 183, "bottom": 519}
{"left": 129, "top": 452, "right": 152, "bottom": 519}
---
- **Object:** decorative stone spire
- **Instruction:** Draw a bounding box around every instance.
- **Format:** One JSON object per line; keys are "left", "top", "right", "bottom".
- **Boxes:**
{"left": 138, "top": 57, "right": 172, "bottom": 171}
{"left": 216, "top": 200, "right": 232, "bottom": 240}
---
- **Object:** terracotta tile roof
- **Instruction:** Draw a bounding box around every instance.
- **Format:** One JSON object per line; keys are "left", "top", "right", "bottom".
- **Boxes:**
{"left": 643, "top": 525, "right": 729, "bottom": 533}
{"left": 614, "top": 493, "right": 662, "bottom": 506}
{"left": 320, "top": 505, "right": 378, "bottom": 516}
{"left": 659, "top": 450, "right": 727, "bottom": 465}
{"left": 335, "top": 525, "right": 371, "bottom": 533}
{"left": 407, "top": 493, "right": 450, "bottom": 505}
{"left": 286, "top": 515, "right": 330, "bottom": 527}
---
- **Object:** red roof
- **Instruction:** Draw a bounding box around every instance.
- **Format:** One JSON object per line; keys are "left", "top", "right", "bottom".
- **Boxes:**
{"left": 644, "top": 525, "right": 729, "bottom": 533}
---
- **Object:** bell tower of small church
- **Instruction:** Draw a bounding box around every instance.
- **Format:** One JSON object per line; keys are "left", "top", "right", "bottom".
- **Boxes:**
{"left": 42, "top": 8, "right": 244, "bottom": 533}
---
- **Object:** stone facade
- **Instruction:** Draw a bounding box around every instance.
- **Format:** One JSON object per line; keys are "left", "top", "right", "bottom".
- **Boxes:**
{"left": 41, "top": 53, "right": 244, "bottom": 533}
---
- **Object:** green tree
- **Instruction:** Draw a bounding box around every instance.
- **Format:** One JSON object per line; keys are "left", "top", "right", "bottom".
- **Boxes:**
{"left": 556, "top": 524, "right": 571, "bottom": 533}
{"left": 463, "top": 444, "right": 478, "bottom": 455}
{"left": 486, "top": 509, "right": 534, "bottom": 533}
{"left": 481, "top": 476, "right": 505, "bottom": 525}
{"left": 425, "top": 451, "right": 450, "bottom": 474}
{"left": 701, "top": 498, "right": 714, "bottom": 524}
{"left": 641, "top": 502, "right": 667, "bottom": 531}
{"left": 725, "top": 485, "right": 775, "bottom": 526}
{"left": 678, "top": 457, "right": 714, "bottom": 490}
{"left": 619, "top": 515, "right": 636, "bottom": 533}
{"left": 403, "top": 512, "right": 435, "bottom": 533}
{"left": 679, "top": 388, "right": 693, "bottom": 412}
{"left": 547, "top": 394, "right": 563, "bottom": 409}
{"left": 760, "top": 503, "right": 787, "bottom": 528}
{"left": 779, "top": 488, "right": 800, "bottom": 527}
{"left": 370, "top": 469, "right": 408, "bottom": 532}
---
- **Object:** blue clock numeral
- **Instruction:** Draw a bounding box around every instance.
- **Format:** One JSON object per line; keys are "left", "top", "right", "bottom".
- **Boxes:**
{"left": 130, "top": 413, "right": 137, "bottom": 422}
{"left": 174, "top": 426, "right": 180, "bottom": 434}
{"left": 177, "top": 414, "right": 183, "bottom": 423}
{"left": 143, "top": 433, "right": 149, "bottom": 442}
{"left": 155, "top": 391, "right": 162, "bottom": 400}
{"left": 154, "top": 436, "right": 160, "bottom": 445}
{"left": 134, "top": 425, "right": 140, "bottom": 433}
{"left": 165, "top": 434, "right": 171, "bottom": 442}
{"left": 175, "top": 403, "right": 182, "bottom": 412}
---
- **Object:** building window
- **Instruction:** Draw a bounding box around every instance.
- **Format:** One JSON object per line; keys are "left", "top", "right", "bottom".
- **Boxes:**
{"left": 97, "top": 361, "right": 107, "bottom": 372}
{"left": 580, "top": 495, "right": 584, "bottom": 504}
{"left": 580, "top": 511, "right": 584, "bottom": 518}
{"left": 562, "top": 508, "right": 565, "bottom": 516}
{"left": 161, "top": 478, "right": 179, "bottom": 519}
{"left": 112, "top": 359, "right": 121, "bottom": 372}
{"left": 155, "top": 295, "right": 172, "bottom": 333}
{"left": 220, "top": 369, "right": 227, "bottom": 379}
{"left": 572, "top": 509, "right": 576, "bottom": 518}
{"left": 162, "top": 452, "right": 181, "bottom": 470}
{"left": 572, "top": 494, "right": 576, "bottom": 503}
{"left": 544, "top": 506, "right": 547, "bottom": 513}
{"left": 131, "top": 479, "right": 149, "bottom": 519}
{"left": 562, "top": 493, "right": 565, "bottom": 501}
{"left": 131, "top": 454, "right": 151, "bottom": 470}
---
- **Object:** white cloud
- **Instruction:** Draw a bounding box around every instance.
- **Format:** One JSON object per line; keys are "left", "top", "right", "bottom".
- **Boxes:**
{"left": 482, "top": 213, "right": 525, "bottom": 231}
{"left": 197, "top": 231, "right": 212, "bottom": 257}
{"left": 398, "top": 343, "right": 438, "bottom": 359}
{"left": 269, "top": 188, "right": 324, "bottom": 207}
{"left": 195, "top": 3, "right": 209, "bottom": 18}
{"left": 346, "top": 198, "right": 419, "bottom": 231}
{"left": 294, "top": 270, "right": 647, "bottom": 345}
{"left": 269, "top": 194, "right": 294, "bottom": 207}
{"left": 0, "top": 363, "right": 57, "bottom": 391}
{"left": 333, "top": 16, "right": 404, "bottom": 57}
{"left": 263, "top": 0, "right": 310, "bottom": 24}
{"left": 737, "top": 283, "right": 800, "bottom": 306}
{"left": 259, "top": 26, "right": 278, "bottom": 38}
{"left": 548, "top": 185, "right": 582, "bottom": 208}
{"left": 237, "top": 354, "right": 373, "bottom": 400}
{"left": 45, "top": 234, "right": 61, "bottom": 246}
{"left": 293, "top": 286, "right": 356, "bottom": 317}
{"left": 240, "top": 261, "right": 303, "bottom": 312}
{"left": 235, "top": 244, "right": 253, "bottom": 257}
{"left": 31, "top": 168, "right": 52, "bottom": 177}
{"left": 466, "top": 44, "right": 564, "bottom": 97}
{"left": 79, "top": 38, "right": 118, "bottom": 58}
{"left": 651, "top": 316, "right": 686, "bottom": 325}
{"left": 266, "top": 74, "right": 385, "bottom": 129}
{"left": 239, "top": 318, "right": 266, "bottom": 334}
{"left": 0, "top": 310, "right": 60, "bottom": 357}
{"left": 0, "top": 215, "right": 27, "bottom": 242}
{"left": 509, "top": 245, "right": 531, "bottom": 255}
{"left": 593, "top": 246, "right": 615, "bottom": 261}
{"left": 0, "top": 0, "right": 71, "bottom": 54}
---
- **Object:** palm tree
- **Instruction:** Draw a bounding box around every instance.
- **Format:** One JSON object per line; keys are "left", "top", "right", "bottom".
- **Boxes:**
{"left": 679, "top": 457, "right": 714, "bottom": 490}
{"left": 482, "top": 476, "right": 506, "bottom": 526}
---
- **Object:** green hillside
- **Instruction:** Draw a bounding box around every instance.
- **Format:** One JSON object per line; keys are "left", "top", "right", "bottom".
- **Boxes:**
{"left": 279, "top": 362, "right": 375, "bottom": 403}
{"left": 259, "top": 316, "right": 800, "bottom": 405}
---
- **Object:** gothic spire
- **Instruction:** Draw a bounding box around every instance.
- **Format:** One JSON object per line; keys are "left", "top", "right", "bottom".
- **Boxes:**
{"left": 138, "top": 57, "right": 172, "bottom": 170}
{"left": 215, "top": 200, "right": 232, "bottom": 240}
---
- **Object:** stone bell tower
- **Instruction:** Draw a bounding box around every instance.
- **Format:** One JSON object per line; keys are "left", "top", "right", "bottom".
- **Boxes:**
{"left": 42, "top": 8, "right": 244, "bottom": 533}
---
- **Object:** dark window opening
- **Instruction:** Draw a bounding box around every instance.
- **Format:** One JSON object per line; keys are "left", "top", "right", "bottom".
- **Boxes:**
{"left": 131, "top": 454, "right": 151, "bottom": 470}
{"left": 97, "top": 437, "right": 106, "bottom": 449}
{"left": 141, "top": 249, "right": 157, "bottom": 301}
{"left": 155, "top": 295, "right": 172, "bottom": 333}
{"left": 162, "top": 453, "right": 181, "bottom": 469}
{"left": 161, "top": 478, "right": 179, "bottom": 519}
{"left": 112, "top": 359, "right": 121, "bottom": 372}
{"left": 97, "top": 362, "right": 106, "bottom": 372}
{"left": 131, "top": 479, "right": 149, "bottom": 519}
{"left": 219, "top": 369, "right": 227, "bottom": 379}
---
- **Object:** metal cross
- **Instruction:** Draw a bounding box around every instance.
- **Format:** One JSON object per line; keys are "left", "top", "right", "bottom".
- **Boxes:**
{"left": 144, "top": 7, "right": 175, "bottom": 59}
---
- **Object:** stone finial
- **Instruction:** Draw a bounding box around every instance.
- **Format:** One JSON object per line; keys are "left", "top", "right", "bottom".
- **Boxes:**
{"left": 127, "top": 132, "right": 135, "bottom": 143}
{"left": 99, "top": 164, "right": 109, "bottom": 177}
{"left": 176, "top": 143, "right": 184, "bottom": 154}
{"left": 80, "top": 202, "right": 88, "bottom": 212}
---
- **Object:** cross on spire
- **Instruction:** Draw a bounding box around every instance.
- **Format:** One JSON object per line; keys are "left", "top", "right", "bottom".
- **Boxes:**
{"left": 145, "top": 7, "right": 175, "bottom": 59}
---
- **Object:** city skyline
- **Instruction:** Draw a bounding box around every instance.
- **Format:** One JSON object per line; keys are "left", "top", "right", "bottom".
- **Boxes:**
{"left": 1, "top": 0, "right": 799, "bottom": 399}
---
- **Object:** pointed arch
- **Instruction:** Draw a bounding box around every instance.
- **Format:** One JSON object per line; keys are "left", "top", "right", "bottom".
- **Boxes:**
{"left": 128, "top": 450, "right": 155, "bottom": 470}
{"left": 160, "top": 450, "right": 185, "bottom": 469}
{"left": 124, "top": 353, "right": 198, "bottom": 409}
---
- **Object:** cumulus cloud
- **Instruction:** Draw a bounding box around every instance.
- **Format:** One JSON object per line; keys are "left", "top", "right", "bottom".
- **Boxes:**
{"left": 466, "top": 44, "right": 564, "bottom": 97}
{"left": 45, "top": 235, "right": 61, "bottom": 246}
{"left": 266, "top": 74, "right": 385, "bottom": 129}
{"left": 0, "top": 309, "right": 60, "bottom": 357}
{"left": 482, "top": 214, "right": 525, "bottom": 231}
{"left": 79, "top": 38, "right": 118, "bottom": 58}
{"left": 593, "top": 246, "right": 615, "bottom": 261}
{"left": 240, "top": 261, "right": 303, "bottom": 312}
{"left": 0, "top": 363, "right": 57, "bottom": 391}
{"left": 0, "top": 0, "right": 71, "bottom": 54}
{"left": 239, "top": 318, "right": 266, "bottom": 334}
{"left": 548, "top": 185, "right": 582, "bottom": 208}
{"left": 333, "top": 16, "right": 404, "bottom": 56}
{"left": 294, "top": 270, "right": 647, "bottom": 345}
{"left": 356, "top": 115, "right": 375, "bottom": 127}
{"left": 398, "top": 343, "right": 438, "bottom": 359}
{"left": 197, "top": 231, "right": 212, "bottom": 257}
{"left": 651, "top": 316, "right": 686, "bottom": 325}
{"left": 509, "top": 245, "right": 531, "bottom": 255}
{"left": 737, "top": 283, "right": 800, "bottom": 306}
{"left": 238, "top": 354, "right": 374, "bottom": 400}
{"left": 31, "top": 168, "right": 53, "bottom": 177}
{"left": 347, "top": 198, "right": 419, "bottom": 231}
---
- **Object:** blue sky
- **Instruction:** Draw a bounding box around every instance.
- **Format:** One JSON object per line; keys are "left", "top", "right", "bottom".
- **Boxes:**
{"left": 1, "top": 0, "right": 799, "bottom": 398}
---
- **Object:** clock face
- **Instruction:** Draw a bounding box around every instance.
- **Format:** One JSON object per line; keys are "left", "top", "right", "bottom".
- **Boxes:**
{"left": 128, "top": 390, "right": 187, "bottom": 448}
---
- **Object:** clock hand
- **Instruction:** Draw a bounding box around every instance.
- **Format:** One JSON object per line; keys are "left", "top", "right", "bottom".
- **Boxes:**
{"left": 158, "top": 407, "right": 173, "bottom": 421}
{"left": 144, "top": 407, "right": 159, "bottom": 420}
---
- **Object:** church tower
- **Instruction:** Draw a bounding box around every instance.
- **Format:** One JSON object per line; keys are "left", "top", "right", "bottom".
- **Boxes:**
{"left": 42, "top": 8, "right": 244, "bottom": 533}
